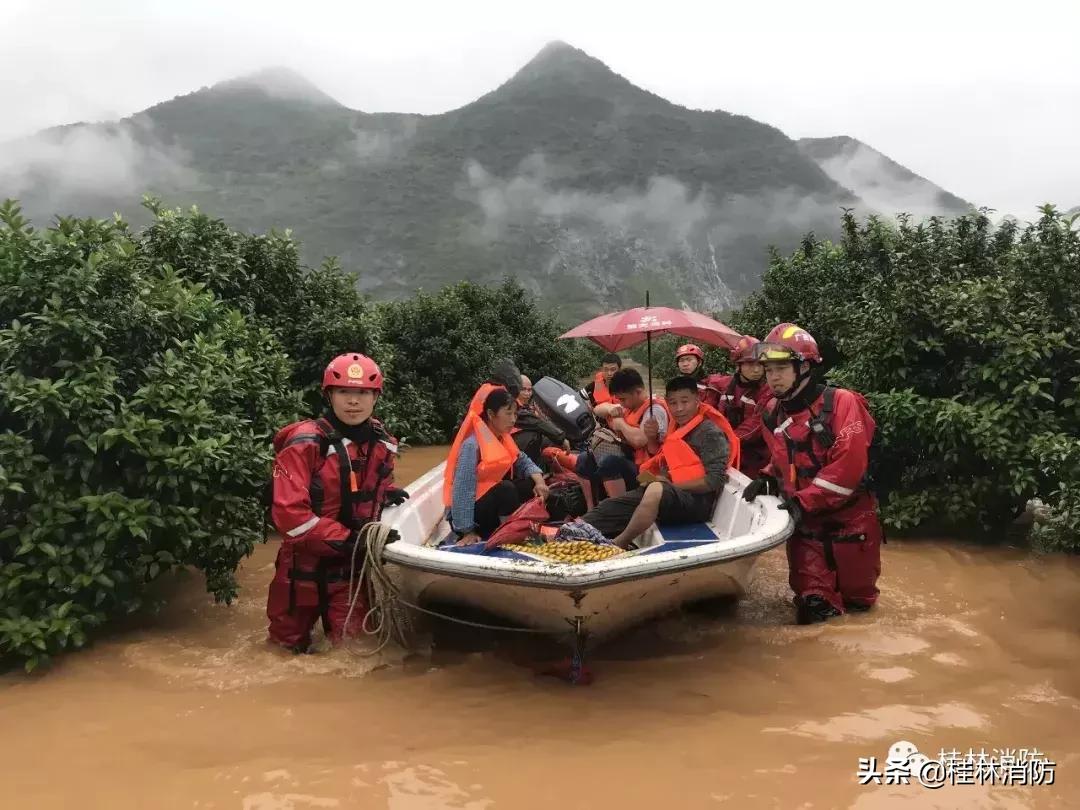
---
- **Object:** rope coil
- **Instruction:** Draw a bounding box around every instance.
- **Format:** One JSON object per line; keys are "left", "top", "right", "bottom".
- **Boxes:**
{"left": 343, "top": 523, "right": 559, "bottom": 656}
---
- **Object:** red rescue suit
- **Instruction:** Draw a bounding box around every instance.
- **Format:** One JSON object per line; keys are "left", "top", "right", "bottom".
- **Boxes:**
{"left": 703, "top": 373, "right": 771, "bottom": 478}
{"left": 761, "top": 387, "right": 882, "bottom": 614}
{"left": 267, "top": 416, "right": 398, "bottom": 649}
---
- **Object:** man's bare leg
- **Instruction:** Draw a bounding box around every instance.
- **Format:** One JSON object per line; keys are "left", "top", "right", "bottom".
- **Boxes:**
{"left": 611, "top": 482, "right": 664, "bottom": 548}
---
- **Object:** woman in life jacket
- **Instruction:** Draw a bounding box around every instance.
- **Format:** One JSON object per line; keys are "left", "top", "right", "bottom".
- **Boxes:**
{"left": 444, "top": 386, "right": 550, "bottom": 546}
{"left": 741, "top": 324, "right": 883, "bottom": 625}
{"left": 266, "top": 353, "right": 407, "bottom": 653}
{"left": 577, "top": 376, "right": 736, "bottom": 548}
{"left": 700, "top": 335, "right": 772, "bottom": 478}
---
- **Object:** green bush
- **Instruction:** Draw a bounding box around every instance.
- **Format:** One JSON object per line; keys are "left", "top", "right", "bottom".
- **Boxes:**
{"left": 731, "top": 206, "right": 1080, "bottom": 547}
{"left": 135, "top": 203, "right": 596, "bottom": 445}
{"left": 137, "top": 200, "right": 404, "bottom": 429}
{"left": 0, "top": 201, "right": 302, "bottom": 670}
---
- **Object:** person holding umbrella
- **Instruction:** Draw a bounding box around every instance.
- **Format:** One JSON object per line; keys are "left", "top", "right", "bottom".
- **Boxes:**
{"left": 573, "top": 375, "right": 734, "bottom": 548}
{"left": 555, "top": 296, "right": 744, "bottom": 498}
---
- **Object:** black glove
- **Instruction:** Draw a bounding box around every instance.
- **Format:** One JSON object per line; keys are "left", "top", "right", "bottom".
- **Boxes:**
{"left": 384, "top": 487, "right": 410, "bottom": 507}
{"left": 743, "top": 476, "right": 779, "bottom": 502}
{"left": 329, "top": 527, "right": 401, "bottom": 555}
{"left": 779, "top": 497, "right": 804, "bottom": 525}
{"left": 328, "top": 529, "right": 364, "bottom": 557}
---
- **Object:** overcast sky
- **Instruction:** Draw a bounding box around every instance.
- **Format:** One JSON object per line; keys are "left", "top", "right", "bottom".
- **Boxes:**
{"left": 2, "top": 0, "right": 1078, "bottom": 217}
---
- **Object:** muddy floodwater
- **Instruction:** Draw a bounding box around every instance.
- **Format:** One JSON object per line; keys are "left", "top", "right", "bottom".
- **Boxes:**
{"left": 3, "top": 445, "right": 1079, "bottom": 809}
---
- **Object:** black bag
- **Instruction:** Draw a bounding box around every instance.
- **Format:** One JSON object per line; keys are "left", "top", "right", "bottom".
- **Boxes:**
{"left": 545, "top": 482, "right": 589, "bottom": 520}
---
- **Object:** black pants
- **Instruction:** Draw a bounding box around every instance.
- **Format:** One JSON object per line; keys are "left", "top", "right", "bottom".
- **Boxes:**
{"left": 581, "top": 482, "right": 714, "bottom": 539}
{"left": 473, "top": 478, "right": 536, "bottom": 537}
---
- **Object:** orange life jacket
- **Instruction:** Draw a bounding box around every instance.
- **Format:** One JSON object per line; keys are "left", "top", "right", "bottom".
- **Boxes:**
{"left": 443, "top": 383, "right": 521, "bottom": 507}
{"left": 639, "top": 403, "right": 741, "bottom": 484}
{"left": 621, "top": 397, "right": 673, "bottom": 465}
{"left": 592, "top": 372, "right": 613, "bottom": 405}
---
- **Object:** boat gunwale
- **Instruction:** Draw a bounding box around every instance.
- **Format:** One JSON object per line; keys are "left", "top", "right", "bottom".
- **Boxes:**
{"left": 382, "top": 533, "right": 788, "bottom": 590}
{"left": 382, "top": 460, "right": 794, "bottom": 591}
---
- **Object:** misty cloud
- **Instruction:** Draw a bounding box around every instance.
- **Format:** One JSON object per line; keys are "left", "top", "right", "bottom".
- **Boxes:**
{"left": 464, "top": 154, "right": 710, "bottom": 244}
{"left": 0, "top": 119, "right": 193, "bottom": 203}
{"left": 812, "top": 142, "right": 966, "bottom": 221}
{"left": 461, "top": 153, "right": 845, "bottom": 312}
{"left": 320, "top": 117, "right": 420, "bottom": 174}
{"left": 464, "top": 153, "right": 843, "bottom": 251}
{"left": 350, "top": 117, "right": 418, "bottom": 162}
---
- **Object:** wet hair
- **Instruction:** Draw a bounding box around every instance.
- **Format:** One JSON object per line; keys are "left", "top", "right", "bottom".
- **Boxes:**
{"left": 665, "top": 375, "right": 700, "bottom": 397}
{"left": 481, "top": 387, "right": 514, "bottom": 421}
{"left": 609, "top": 368, "right": 644, "bottom": 395}
{"left": 601, "top": 353, "right": 622, "bottom": 368}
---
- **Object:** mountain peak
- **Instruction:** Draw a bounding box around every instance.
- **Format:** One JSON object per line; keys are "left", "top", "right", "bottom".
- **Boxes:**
{"left": 508, "top": 40, "right": 623, "bottom": 87}
{"left": 210, "top": 67, "right": 342, "bottom": 107}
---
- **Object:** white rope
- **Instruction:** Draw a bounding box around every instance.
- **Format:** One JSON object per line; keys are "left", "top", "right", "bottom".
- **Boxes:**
{"left": 342, "top": 523, "right": 565, "bottom": 656}
{"left": 343, "top": 522, "right": 414, "bottom": 655}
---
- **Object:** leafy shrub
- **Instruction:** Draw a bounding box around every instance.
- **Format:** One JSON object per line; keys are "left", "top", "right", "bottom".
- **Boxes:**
{"left": 731, "top": 206, "right": 1080, "bottom": 547}
{"left": 138, "top": 200, "right": 400, "bottom": 422}
{"left": 0, "top": 201, "right": 302, "bottom": 670}
{"left": 136, "top": 203, "right": 595, "bottom": 444}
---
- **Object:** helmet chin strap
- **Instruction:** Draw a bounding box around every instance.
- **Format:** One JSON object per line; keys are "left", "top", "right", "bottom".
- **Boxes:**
{"left": 778, "top": 361, "right": 812, "bottom": 401}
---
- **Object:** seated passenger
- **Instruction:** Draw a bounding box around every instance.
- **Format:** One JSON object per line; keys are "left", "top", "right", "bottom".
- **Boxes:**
{"left": 512, "top": 374, "right": 570, "bottom": 468}
{"left": 578, "top": 375, "right": 734, "bottom": 548}
{"left": 547, "top": 368, "right": 669, "bottom": 499}
{"left": 579, "top": 353, "right": 622, "bottom": 407}
{"left": 444, "top": 386, "right": 550, "bottom": 546}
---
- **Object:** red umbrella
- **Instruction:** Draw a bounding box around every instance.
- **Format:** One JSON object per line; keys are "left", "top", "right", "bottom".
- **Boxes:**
{"left": 559, "top": 306, "right": 742, "bottom": 352}
{"left": 559, "top": 294, "right": 743, "bottom": 402}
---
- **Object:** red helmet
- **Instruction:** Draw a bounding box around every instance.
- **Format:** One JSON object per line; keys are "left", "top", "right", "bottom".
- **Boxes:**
{"left": 730, "top": 335, "right": 760, "bottom": 364}
{"left": 676, "top": 344, "right": 705, "bottom": 362}
{"left": 756, "top": 323, "right": 822, "bottom": 364}
{"left": 322, "top": 353, "right": 384, "bottom": 392}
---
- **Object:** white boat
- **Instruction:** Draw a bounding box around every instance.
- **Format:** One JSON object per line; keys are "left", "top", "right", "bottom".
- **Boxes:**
{"left": 381, "top": 461, "right": 795, "bottom": 656}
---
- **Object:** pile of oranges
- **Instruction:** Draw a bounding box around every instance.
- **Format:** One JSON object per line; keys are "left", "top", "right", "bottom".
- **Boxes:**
{"left": 501, "top": 539, "right": 624, "bottom": 564}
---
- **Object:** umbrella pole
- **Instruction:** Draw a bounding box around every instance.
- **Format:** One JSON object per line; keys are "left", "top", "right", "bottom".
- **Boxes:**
{"left": 645, "top": 289, "right": 654, "bottom": 407}
{"left": 646, "top": 331, "right": 653, "bottom": 405}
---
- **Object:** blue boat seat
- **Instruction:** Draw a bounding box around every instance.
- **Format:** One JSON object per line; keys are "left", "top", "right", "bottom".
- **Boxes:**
{"left": 653, "top": 522, "right": 717, "bottom": 541}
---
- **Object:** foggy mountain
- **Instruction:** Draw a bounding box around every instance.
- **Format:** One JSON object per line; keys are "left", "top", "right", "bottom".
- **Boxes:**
{"left": 797, "top": 136, "right": 971, "bottom": 220}
{"left": 0, "top": 42, "right": 975, "bottom": 318}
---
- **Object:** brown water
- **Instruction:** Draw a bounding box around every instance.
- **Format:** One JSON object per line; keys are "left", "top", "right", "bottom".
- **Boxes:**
{"left": 3, "top": 444, "right": 1080, "bottom": 809}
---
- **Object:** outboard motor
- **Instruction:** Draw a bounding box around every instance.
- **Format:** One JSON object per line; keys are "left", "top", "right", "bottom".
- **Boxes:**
{"left": 532, "top": 376, "right": 596, "bottom": 444}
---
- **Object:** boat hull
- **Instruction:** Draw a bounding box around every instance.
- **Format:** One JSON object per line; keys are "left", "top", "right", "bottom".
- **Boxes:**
{"left": 381, "top": 459, "right": 793, "bottom": 647}
{"left": 397, "top": 554, "right": 756, "bottom": 643}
